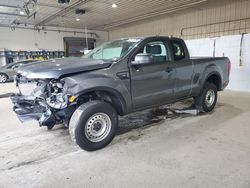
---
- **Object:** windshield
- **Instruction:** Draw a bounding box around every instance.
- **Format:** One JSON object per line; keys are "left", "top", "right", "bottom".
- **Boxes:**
{"left": 84, "top": 38, "right": 142, "bottom": 60}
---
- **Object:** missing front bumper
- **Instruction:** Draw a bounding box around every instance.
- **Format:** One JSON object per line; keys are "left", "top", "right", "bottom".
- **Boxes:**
{"left": 10, "top": 95, "right": 56, "bottom": 127}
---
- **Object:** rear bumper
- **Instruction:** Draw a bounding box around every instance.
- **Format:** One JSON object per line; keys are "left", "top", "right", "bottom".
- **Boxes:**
{"left": 10, "top": 95, "right": 56, "bottom": 127}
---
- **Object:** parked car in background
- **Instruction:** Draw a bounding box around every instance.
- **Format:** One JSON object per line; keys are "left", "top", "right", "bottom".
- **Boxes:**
{"left": 0, "top": 60, "right": 38, "bottom": 83}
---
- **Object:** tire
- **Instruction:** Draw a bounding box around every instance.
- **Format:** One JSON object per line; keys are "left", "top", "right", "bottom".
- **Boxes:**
{"left": 69, "top": 101, "right": 118, "bottom": 151}
{"left": 0, "top": 73, "right": 8, "bottom": 83}
{"left": 195, "top": 82, "right": 218, "bottom": 112}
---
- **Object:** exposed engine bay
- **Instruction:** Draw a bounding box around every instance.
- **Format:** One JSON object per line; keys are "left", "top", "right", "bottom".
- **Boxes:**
{"left": 11, "top": 74, "right": 76, "bottom": 129}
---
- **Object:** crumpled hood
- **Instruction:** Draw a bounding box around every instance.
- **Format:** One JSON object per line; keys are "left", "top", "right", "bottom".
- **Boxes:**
{"left": 17, "top": 57, "right": 112, "bottom": 79}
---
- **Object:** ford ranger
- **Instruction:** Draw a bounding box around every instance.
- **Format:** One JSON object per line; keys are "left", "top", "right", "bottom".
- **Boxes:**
{"left": 11, "top": 36, "right": 231, "bottom": 151}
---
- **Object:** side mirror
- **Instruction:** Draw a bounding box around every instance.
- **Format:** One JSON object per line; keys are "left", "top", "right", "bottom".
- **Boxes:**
{"left": 131, "top": 53, "right": 154, "bottom": 66}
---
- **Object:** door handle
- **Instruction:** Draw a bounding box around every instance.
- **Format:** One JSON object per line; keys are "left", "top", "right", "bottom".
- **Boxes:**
{"left": 165, "top": 67, "right": 173, "bottom": 73}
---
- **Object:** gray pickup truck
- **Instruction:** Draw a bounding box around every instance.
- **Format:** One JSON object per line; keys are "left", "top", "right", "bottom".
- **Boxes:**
{"left": 11, "top": 36, "right": 230, "bottom": 151}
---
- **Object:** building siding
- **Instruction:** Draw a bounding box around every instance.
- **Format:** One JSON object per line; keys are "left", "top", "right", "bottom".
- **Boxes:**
{"left": 109, "top": 0, "right": 250, "bottom": 40}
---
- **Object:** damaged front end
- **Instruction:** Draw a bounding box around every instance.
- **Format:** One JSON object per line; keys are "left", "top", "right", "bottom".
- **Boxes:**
{"left": 11, "top": 74, "right": 76, "bottom": 129}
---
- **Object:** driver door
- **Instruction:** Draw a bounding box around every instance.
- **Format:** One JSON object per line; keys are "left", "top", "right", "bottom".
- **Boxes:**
{"left": 130, "top": 38, "right": 175, "bottom": 110}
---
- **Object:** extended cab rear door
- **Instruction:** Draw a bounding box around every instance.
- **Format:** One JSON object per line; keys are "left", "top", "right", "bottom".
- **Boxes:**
{"left": 169, "top": 38, "right": 194, "bottom": 99}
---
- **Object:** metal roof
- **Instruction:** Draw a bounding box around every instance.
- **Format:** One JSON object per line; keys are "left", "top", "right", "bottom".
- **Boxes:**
{"left": 0, "top": 0, "right": 209, "bottom": 30}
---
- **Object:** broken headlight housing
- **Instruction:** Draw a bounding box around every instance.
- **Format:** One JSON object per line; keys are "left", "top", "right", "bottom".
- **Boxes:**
{"left": 46, "top": 80, "right": 68, "bottom": 109}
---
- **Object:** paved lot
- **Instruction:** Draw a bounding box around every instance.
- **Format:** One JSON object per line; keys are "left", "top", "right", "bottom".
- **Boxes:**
{"left": 0, "top": 83, "right": 250, "bottom": 188}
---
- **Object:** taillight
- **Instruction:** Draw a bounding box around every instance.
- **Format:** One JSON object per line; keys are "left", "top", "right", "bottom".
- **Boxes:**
{"left": 228, "top": 60, "right": 231, "bottom": 78}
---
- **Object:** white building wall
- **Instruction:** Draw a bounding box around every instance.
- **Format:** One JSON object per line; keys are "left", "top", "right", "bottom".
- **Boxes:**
{"left": 240, "top": 34, "right": 250, "bottom": 91}
{"left": 185, "top": 38, "right": 215, "bottom": 57}
{"left": 186, "top": 34, "right": 250, "bottom": 92}
{"left": 0, "top": 26, "right": 108, "bottom": 66}
{"left": 109, "top": 0, "right": 250, "bottom": 40}
{"left": 0, "top": 26, "right": 108, "bottom": 51}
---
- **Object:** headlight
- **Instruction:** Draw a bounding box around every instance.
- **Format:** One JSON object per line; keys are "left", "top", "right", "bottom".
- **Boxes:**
{"left": 17, "top": 76, "right": 46, "bottom": 97}
{"left": 46, "top": 80, "right": 68, "bottom": 109}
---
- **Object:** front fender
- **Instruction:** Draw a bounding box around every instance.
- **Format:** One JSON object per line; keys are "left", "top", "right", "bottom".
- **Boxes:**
{"left": 62, "top": 72, "right": 132, "bottom": 114}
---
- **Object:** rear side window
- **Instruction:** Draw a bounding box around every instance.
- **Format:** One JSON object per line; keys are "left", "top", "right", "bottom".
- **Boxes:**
{"left": 171, "top": 40, "right": 185, "bottom": 61}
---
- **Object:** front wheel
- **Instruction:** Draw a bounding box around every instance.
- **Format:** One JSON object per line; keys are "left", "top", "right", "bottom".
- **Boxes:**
{"left": 195, "top": 82, "right": 218, "bottom": 112}
{"left": 0, "top": 73, "right": 8, "bottom": 83}
{"left": 69, "top": 101, "right": 118, "bottom": 151}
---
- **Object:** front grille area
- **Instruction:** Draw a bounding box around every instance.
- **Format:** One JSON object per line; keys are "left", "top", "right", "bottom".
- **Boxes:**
{"left": 18, "top": 82, "right": 38, "bottom": 96}
{"left": 16, "top": 75, "right": 38, "bottom": 96}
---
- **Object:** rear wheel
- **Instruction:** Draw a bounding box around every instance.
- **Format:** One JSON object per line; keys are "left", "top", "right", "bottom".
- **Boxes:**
{"left": 69, "top": 101, "right": 118, "bottom": 151}
{"left": 0, "top": 73, "right": 8, "bottom": 83}
{"left": 195, "top": 82, "right": 218, "bottom": 112}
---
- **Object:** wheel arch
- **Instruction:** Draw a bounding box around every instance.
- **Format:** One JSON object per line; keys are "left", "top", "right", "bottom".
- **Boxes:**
{"left": 76, "top": 87, "right": 127, "bottom": 116}
{"left": 204, "top": 72, "right": 222, "bottom": 91}
{"left": 0, "top": 72, "right": 9, "bottom": 79}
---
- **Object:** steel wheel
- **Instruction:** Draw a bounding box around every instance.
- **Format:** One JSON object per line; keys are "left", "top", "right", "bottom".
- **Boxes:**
{"left": 69, "top": 101, "right": 118, "bottom": 151}
{"left": 205, "top": 89, "right": 215, "bottom": 108}
{"left": 0, "top": 74, "right": 7, "bottom": 83}
{"left": 85, "top": 113, "right": 112, "bottom": 143}
{"left": 195, "top": 82, "right": 218, "bottom": 112}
